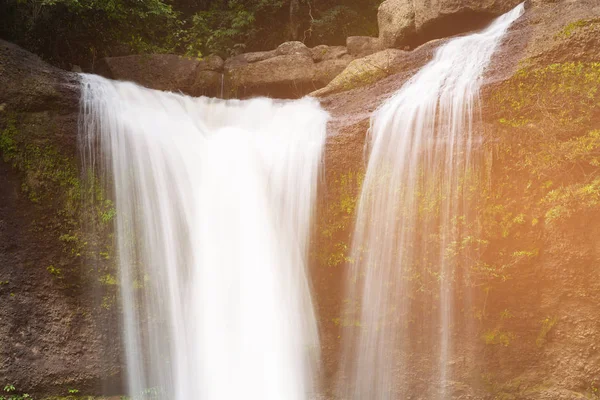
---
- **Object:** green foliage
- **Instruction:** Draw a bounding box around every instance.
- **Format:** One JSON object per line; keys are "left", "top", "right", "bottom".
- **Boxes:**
{"left": 308, "top": 4, "right": 379, "bottom": 44}
{"left": 0, "top": 384, "right": 31, "bottom": 400}
{"left": 0, "top": 0, "right": 181, "bottom": 67}
{"left": 1, "top": 0, "right": 383, "bottom": 66}
{"left": 184, "top": 0, "right": 264, "bottom": 57}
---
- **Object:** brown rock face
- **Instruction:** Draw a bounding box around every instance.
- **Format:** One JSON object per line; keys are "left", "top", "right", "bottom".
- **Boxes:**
{"left": 92, "top": 42, "right": 354, "bottom": 100}
{"left": 94, "top": 53, "right": 224, "bottom": 97}
{"left": 313, "top": 1, "right": 600, "bottom": 398}
{"left": 0, "top": 40, "right": 123, "bottom": 397}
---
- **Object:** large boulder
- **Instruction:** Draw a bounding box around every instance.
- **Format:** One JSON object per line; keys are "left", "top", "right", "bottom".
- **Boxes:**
{"left": 275, "top": 41, "right": 312, "bottom": 58}
{"left": 225, "top": 41, "right": 354, "bottom": 98}
{"left": 94, "top": 53, "right": 224, "bottom": 96}
{"left": 414, "top": 0, "right": 523, "bottom": 32}
{"left": 312, "top": 48, "right": 414, "bottom": 97}
{"left": 378, "top": 0, "right": 416, "bottom": 48}
{"left": 377, "top": 0, "right": 523, "bottom": 49}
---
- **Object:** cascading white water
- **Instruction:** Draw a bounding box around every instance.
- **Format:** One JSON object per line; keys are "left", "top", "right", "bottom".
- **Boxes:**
{"left": 341, "top": 4, "right": 524, "bottom": 399}
{"left": 79, "top": 75, "right": 328, "bottom": 400}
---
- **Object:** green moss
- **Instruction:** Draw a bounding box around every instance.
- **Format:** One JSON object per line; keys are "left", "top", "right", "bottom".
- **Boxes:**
{"left": 47, "top": 265, "right": 62, "bottom": 278}
{"left": 99, "top": 273, "right": 117, "bottom": 286}
{"left": 556, "top": 18, "right": 600, "bottom": 39}
{"left": 535, "top": 316, "right": 557, "bottom": 347}
{"left": 338, "top": 65, "right": 388, "bottom": 91}
{"left": 0, "top": 112, "right": 117, "bottom": 291}
{"left": 482, "top": 329, "right": 514, "bottom": 346}
{"left": 495, "top": 62, "right": 600, "bottom": 130}
{"left": 317, "top": 171, "right": 364, "bottom": 268}
{"left": 480, "top": 62, "right": 600, "bottom": 281}
{"left": 0, "top": 114, "right": 81, "bottom": 212}
{"left": 464, "top": 60, "right": 600, "bottom": 352}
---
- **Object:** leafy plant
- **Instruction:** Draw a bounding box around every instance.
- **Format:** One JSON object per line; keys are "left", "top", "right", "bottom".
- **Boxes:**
{"left": 0, "top": 384, "right": 31, "bottom": 400}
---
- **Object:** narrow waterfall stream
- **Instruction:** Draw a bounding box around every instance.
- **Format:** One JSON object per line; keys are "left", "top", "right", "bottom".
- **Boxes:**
{"left": 342, "top": 4, "right": 525, "bottom": 399}
{"left": 79, "top": 75, "right": 327, "bottom": 400}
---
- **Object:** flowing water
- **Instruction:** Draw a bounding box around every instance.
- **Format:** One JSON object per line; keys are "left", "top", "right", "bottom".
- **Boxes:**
{"left": 341, "top": 4, "right": 524, "bottom": 399}
{"left": 79, "top": 75, "right": 328, "bottom": 400}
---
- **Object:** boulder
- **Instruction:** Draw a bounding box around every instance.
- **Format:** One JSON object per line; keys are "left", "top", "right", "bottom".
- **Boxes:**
{"left": 226, "top": 53, "right": 316, "bottom": 98}
{"left": 225, "top": 50, "right": 278, "bottom": 69}
{"left": 310, "top": 45, "right": 349, "bottom": 62}
{"left": 312, "top": 49, "right": 408, "bottom": 97}
{"left": 225, "top": 42, "right": 354, "bottom": 98}
{"left": 275, "top": 41, "right": 312, "bottom": 58}
{"left": 94, "top": 53, "right": 224, "bottom": 95}
{"left": 313, "top": 58, "right": 354, "bottom": 87}
{"left": 414, "top": 0, "right": 523, "bottom": 32}
{"left": 202, "top": 54, "right": 225, "bottom": 71}
{"left": 377, "top": 0, "right": 523, "bottom": 49}
{"left": 190, "top": 70, "right": 224, "bottom": 98}
{"left": 91, "top": 41, "right": 348, "bottom": 99}
{"left": 378, "top": 0, "right": 416, "bottom": 48}
{"left": 346, "top": 36, "right": 383, "bottom": 57}
{"left": 226, "top": 41, "right": 312, "bottom": 71}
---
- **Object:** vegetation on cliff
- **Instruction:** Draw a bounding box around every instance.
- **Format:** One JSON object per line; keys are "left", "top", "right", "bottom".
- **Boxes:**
{"left": 0, "top": 0, "right": 382, "bottom": 68}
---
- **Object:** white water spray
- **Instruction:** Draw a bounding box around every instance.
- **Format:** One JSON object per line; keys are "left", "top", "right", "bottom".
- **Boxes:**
{"left": 342, "top": 4, "right": 524, "bottom": 399}
{"left": 79, "top": 75, "right": 327, "bottom": 400}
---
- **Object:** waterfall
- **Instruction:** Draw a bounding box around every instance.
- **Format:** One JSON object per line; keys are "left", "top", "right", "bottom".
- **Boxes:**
{"left": 79, "top": 74, "right": 328, "bottom": 400}
{"left": 341, "top": 4, "right": 524, "bottom": 399}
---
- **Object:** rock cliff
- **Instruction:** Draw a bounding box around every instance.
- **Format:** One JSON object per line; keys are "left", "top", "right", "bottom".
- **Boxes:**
{"left": 1, "top": 0, "right": 600, "bottom": 398}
